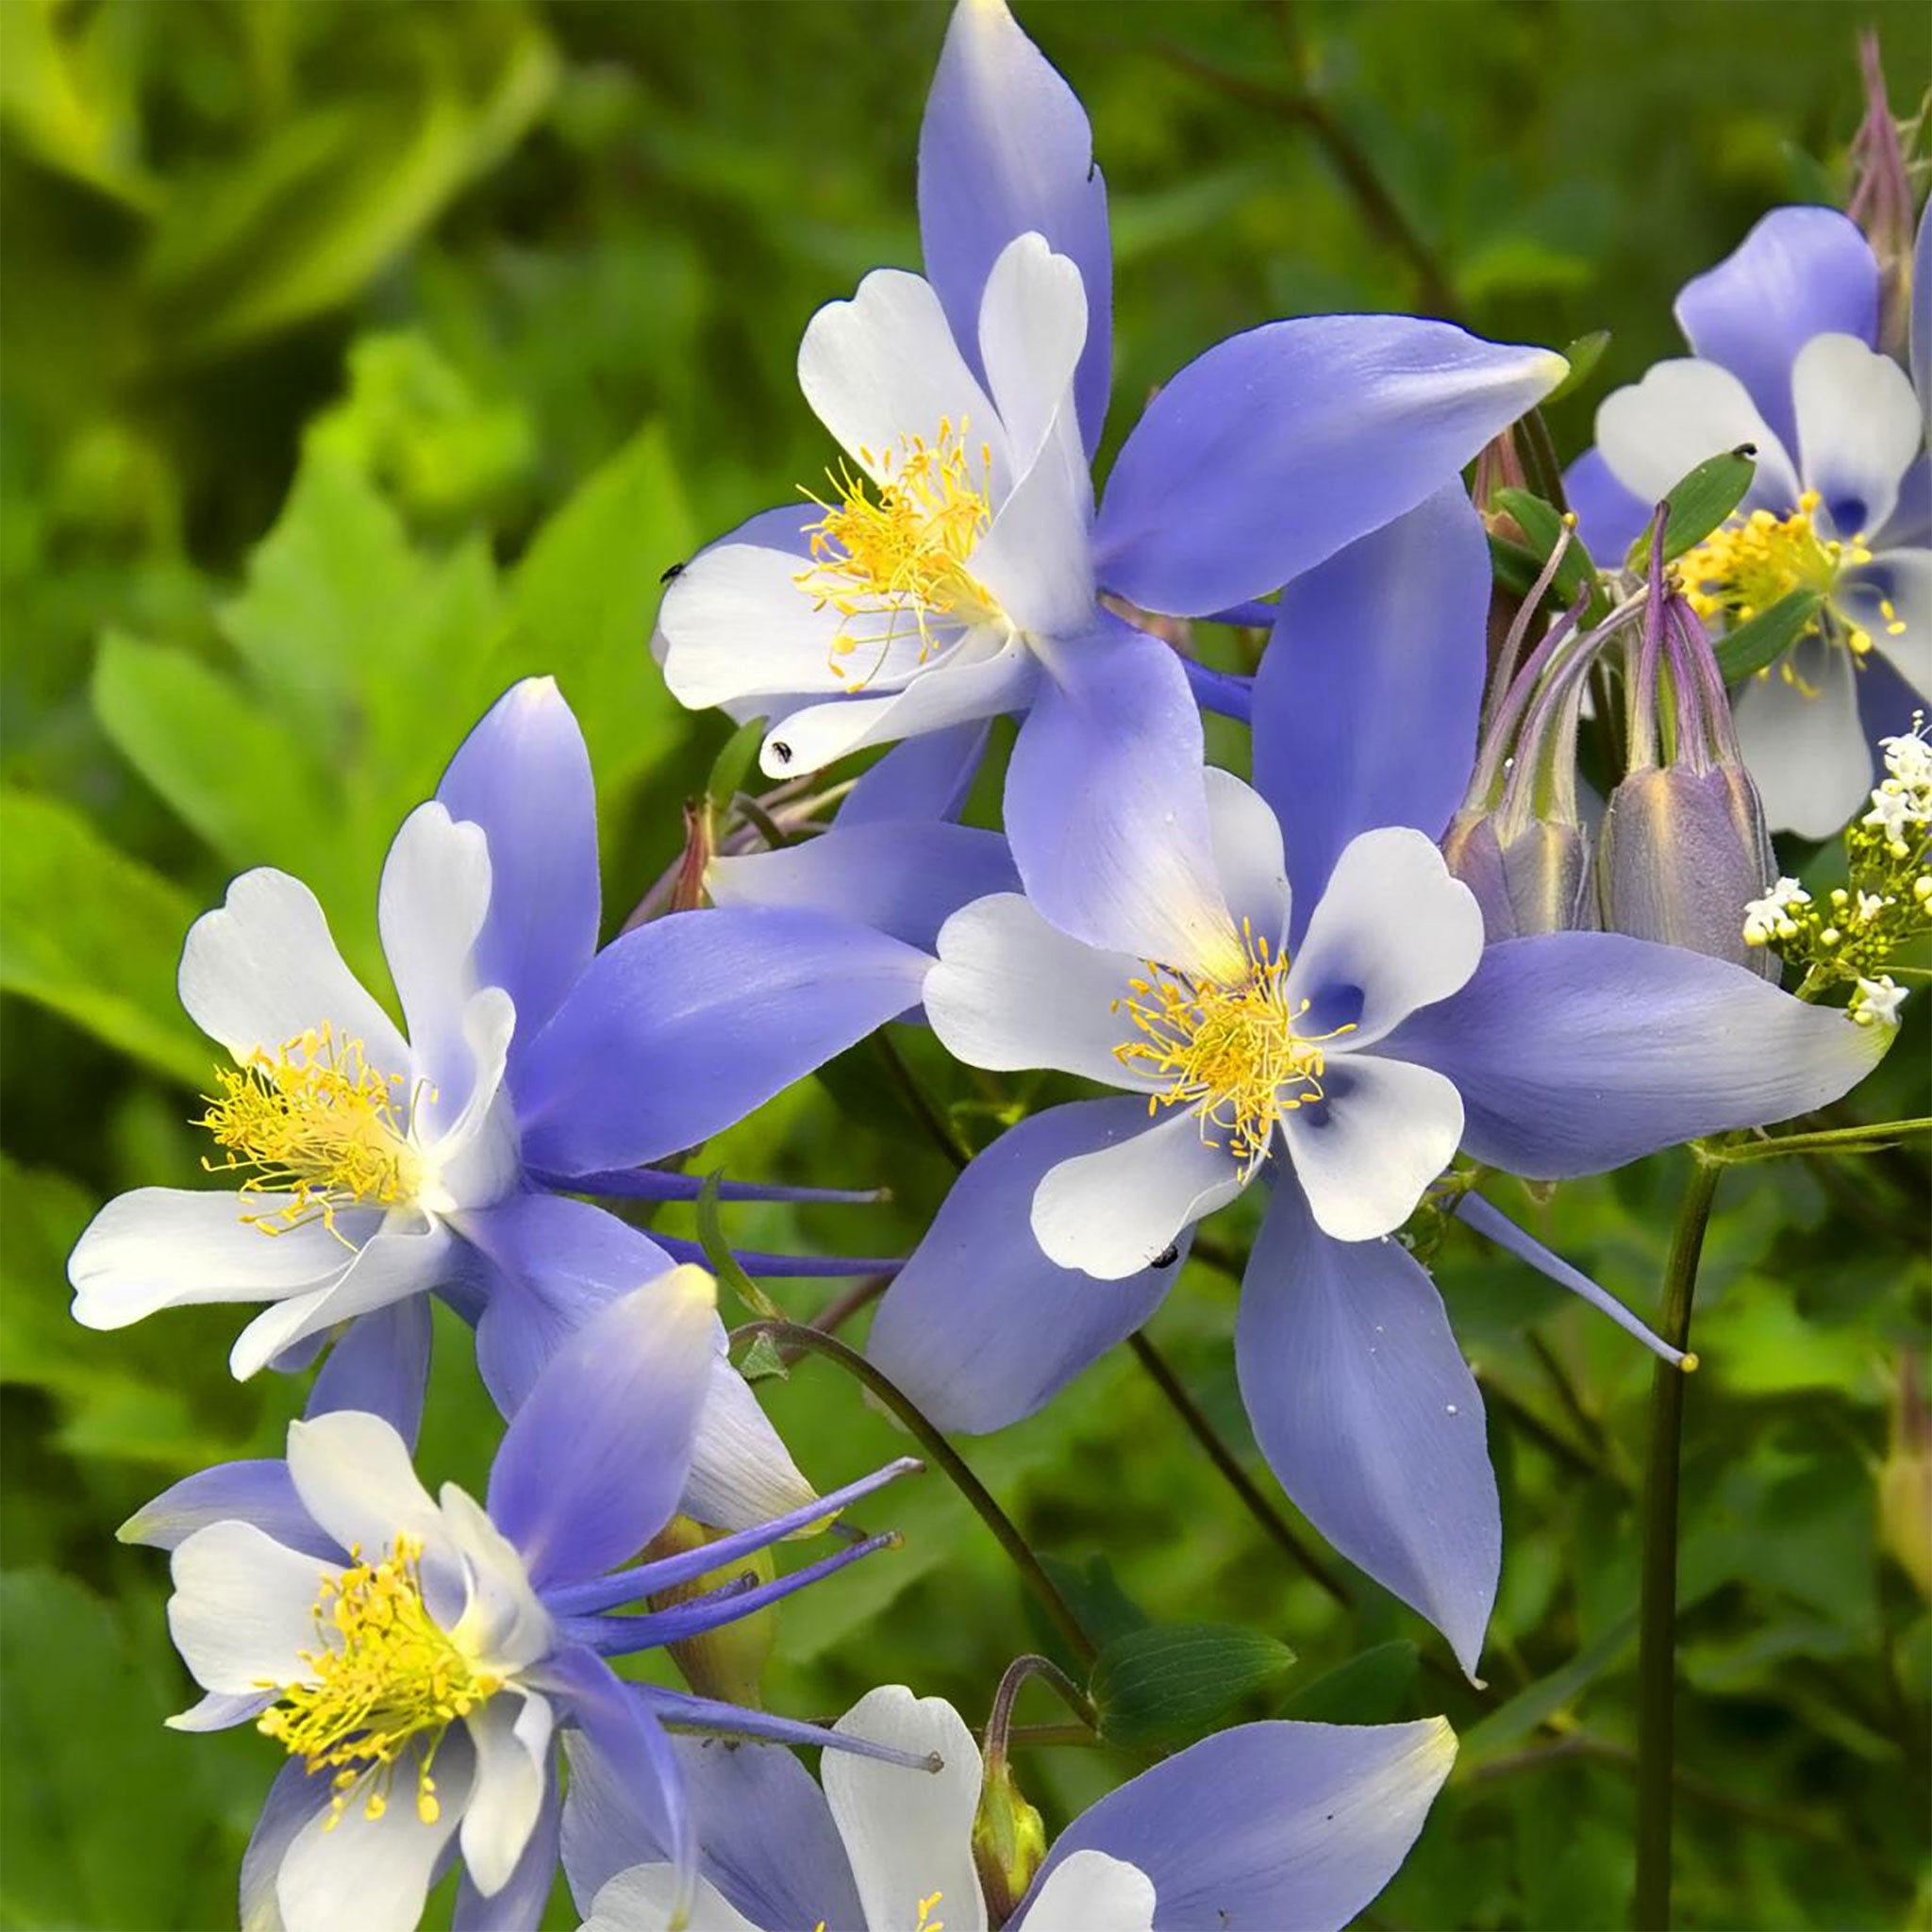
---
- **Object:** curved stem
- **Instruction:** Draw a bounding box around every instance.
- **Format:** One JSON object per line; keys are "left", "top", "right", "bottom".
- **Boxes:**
{"left": 982, "top": 1654, "right": 1097, "bottom": 1784}
{"left": 1127, "top": 1331, "right": 1350, "bottom": 1607}
{"left": 728, "top": 1319, "right": 1097, "bottom": 1669}
{"left": 1634, "top": 1156, "right": 1722, "bottom": 1931}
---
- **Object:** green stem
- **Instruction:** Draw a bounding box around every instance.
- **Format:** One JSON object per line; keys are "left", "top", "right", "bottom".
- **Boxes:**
{"left": 875, "top": 1032, "right": 974, "bottom": 1171}
{"left": 1634, "top": 1157, "right": 1722, "bottom": 1932}
{"left": 1127, "top": 1331, "right": 1351, "bottom": 1607}
{"left": 982, "top": 1654, "right": 1097, "bottom": 1784}
{"left": 1705, "top": 1115, "right": 1932, "bottom": 1162}
{"left": 728, "top": 1319, "right": 1097, "bottom": 1669}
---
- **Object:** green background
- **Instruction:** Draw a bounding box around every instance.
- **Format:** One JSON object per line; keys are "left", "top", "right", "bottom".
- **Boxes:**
{"left": 2, "top": 2, "right": 1928, "bottom": 1927}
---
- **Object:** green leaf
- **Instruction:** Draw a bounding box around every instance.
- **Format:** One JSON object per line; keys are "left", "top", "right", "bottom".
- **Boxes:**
{"left": 91, "top": 631, "right": 334, "bottom": 874}
{"left": 1038, "top": 1553, "right": 1154, "bottom": 1654}
{"left": 503, "top": 420, "right": 697, "bottom": 808}
{"left": 708, "top": 714, "right": 770, "bottom": 816}
{"left": 1090, "top": 1622, "right": 1295, "bottom": 1748}
{"left": 1543, "top": 329, "right": 1611, "bottom": 407}
{"left": 697, "top": 1170, "right": 786, "bottom": 1324}
{"left": 1714, "top": 590, "right": 1825, "bottom": 682}
{"left": 1493, "top": 487, "right": 1600, "bottom": 614}
{"left": 1277, "top": 1640, "right": 1421, "bottom": 1724}
{"left": 0, "top": 791, "right": 206, "bottom": 1085}
{"left": 1625, "top": 446, "right": 1757, "bottom": 571}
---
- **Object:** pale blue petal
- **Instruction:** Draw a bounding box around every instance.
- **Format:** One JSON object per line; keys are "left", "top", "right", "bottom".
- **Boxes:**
{"left": 452, "top": 1781, "right": 560, "bottom": 1932}
{"left": 119, "top": 1459, "right": 335, "bottom": 1560}
{"left": 1236, "top": 1174, "right": 1498, "bottom": 1676}
{"left": 306, "top": 1298, "right": 434, "bottom": 1447}
{"left": 839, "top": 721, "right": 992, "bottom": 826}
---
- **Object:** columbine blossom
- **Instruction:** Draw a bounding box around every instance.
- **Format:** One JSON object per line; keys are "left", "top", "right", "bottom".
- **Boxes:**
{"left": 565, "top": 1684, "right": 1455, "bottom": 1932}
{"left": 1568, "top": 204, "right": 1931, "bottom": 836}
{"left": 127, "top": 1274, "right": 924, "bottom": 1932}
{"left": 866, "top": 487, "right": 1889, "bottom": 1673}
{"left": 69, "top": 678, "right": 929, "bottom": 1523}
{"left": 656, "top": 0, "right": 1567, "bottom": 957}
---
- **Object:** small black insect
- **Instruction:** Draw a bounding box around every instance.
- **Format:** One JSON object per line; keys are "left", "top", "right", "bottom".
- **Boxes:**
{"left": 769, "top": 741, "right": 794, "bottom": 766}
{"left": 1152, "top": 1243, "right": 1179, "bottom": 1269}
{"left": 659, "top": 560, "right": 686, "bottom": 584}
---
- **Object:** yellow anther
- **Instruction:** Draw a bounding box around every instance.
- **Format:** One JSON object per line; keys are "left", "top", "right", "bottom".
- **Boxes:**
{"left": 915, "top": 1894, "right": 946, "bottom": 1932}
{"left": 1677, "top": 491, "right": 1846, "bottom": 657}
{"left": 197, "top": 1024, "right": 423, "bottom": 1242}
{"left": 1112, "top": 922, "right": 1354, "bottom": 1175}
{"left": 258, "top": 1534, "right": 498, "bottom": 1829}
{"left": 792, "top": 422, "right": 1000, "bottom": 687}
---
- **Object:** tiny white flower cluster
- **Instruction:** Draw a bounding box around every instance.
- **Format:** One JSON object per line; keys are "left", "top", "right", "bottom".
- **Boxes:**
{"left": 1850, "top": 974, "right": 1907, "bottom": 1029}
{"left": 1864, "top": 714, "right": 1932, "bottom": 858}
{"left": 1742, "top": 876, "right": 1813, "bottom": 946}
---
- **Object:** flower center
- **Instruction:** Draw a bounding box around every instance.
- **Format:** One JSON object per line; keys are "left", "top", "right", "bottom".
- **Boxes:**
{"left": 794, "top": 421, "right": 999, "bottom": 691}
{"left": 258, "top": 1533, "right": 498, "bottom": 1828}
{"left": 1677, "top": 491, "right": 1900, "bottom": 690}
{"left": 197, "top": 1024, "right": 425, "bottom": 1241}
{"left": 1112, "top": 926, "right": 1353, "bottom": 1174}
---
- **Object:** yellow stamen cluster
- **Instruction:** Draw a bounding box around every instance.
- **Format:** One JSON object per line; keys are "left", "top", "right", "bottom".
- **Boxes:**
{"left": 1113, "top": 924, "right": 1353, "bottom": 1174}
{"left": 197, "top": 1024, "right": 422, "bottom": 1241}
{"left": 1677, "top": 491, "right": 1878, "bottom": 682}
{"left": 794, "top": 421, "right": 997, "bottom": 691}
{"left": 258, "top": 1535, "right": 498, "bottom": 1828}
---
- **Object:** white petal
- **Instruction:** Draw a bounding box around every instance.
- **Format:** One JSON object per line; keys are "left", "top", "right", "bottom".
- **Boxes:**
{"left": 1731, "top": 639, "right": 1874, "bottom": 839}
{"left": 659, "top": 543, "right": 935, "bottom": 712}
{"left": 1283, "top": 1055, "right": 1464, "bottom": 1242}
{"left": 1594, "top": 358, "right": 1803, "bottom": 516}
{"left": 1286, "top": 828, "right": 1484, "bottom": 1047}
{"left": 1032, "top": 1107, "right": 1245, "bottom": 1281}
{"left": 582, "top": 1868, "right": 759, "bottom": 1932}
{"left": 377, "top": 804, "right": 491, "bottom": 1116}
{"left": 977, "top": 233, "right": 1089, "bottom": 474}
{"left": 680, "top": 1336, "right": 820, "bottom": 1532}
{"left": 427, "top": 987, "right": 521, "bottom": 1207}
{"left": 169, "top": 1690, "right": 275, "bottom": 1733}
{"left": 168, "top": 1521, "right": 332, "bottom": 1696}
{"left": 758, "top": 641, "right": 1036, "bottom": 781}
{"left": 227, "top": 1218, "right": 452, "bottom": 1380}
{"left": 1858, "top": 550, "right": 1932, "bottom": 694}
{"left": 926, "top": 893, "right": 1148, "bottom": 1088}
{"left": 1017, "top": 1851, "right": 1158, "bottom": 1932}
{"left": 459, "top": 1690, "right": 554, "bottom": 1897}
{"left": 285, "top": 1410, "right": 446, "bottom": 1573}
{"left": 797, "top": 267, "right": 1011, "bottom": 492}
{"left": 275, "top": 1733, "right": 471, "bottom": 1932}
{"left": 68, "top": 1189, "right": 359, "bottom": 1331}
{"left": 179, "top": 868, "right": 410, "bottom": 1072}
{"left": 1205, "top": 768, "right": 1292, "bottom": 951}
{"left": 1791, "top": 333, "right": 1924, "bottom": 539}
{"left": 973, "top": 433, "right": 1094, "bottom": 640}
{"left": 826, "top": 1688, "right": 989, "bottom": 1932}
{"left": 439, "top": 1484, "right": 554, "bottom": 1672}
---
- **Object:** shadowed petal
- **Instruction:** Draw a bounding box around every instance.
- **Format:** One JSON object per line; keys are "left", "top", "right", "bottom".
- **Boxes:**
{"left": 1034, "top": 1715, "right": 1458, "bottom": 1931}
{"left": 305, "top": 1297, "right": 434, "bottom": 1447}
{"left": 1731, "top": 636, "right": 1873, "bottom": 838}
{"left": 1237, "top": 1174, "right": 1497, "bottom": 1675}
{"left": 122, "top": 1459, "right": 335, "bottom": 1560}
{"left": 1563, "top": 447, "right": 1651, "bottom": 559}
{"left": 1790, "top": 331, "right": 1922, "bottom": 538}
{"left": 516, "top": 908, "right": 931, "bottom": 1176}
{"left": 1093, "top": 318, "right": 1565, "bottom": 615}
{"left": 453, "top": 1778, "right": 560, "bottom": 1932}
{"left": 839, "top": 721, "right": 992, "bottom": 825}
{"left": 1254, "top": 488, "right": 1491, "bottom": 921}
{"left": 866, "top": 1100, "right": 1182, "bottom": 1433}
{"left": 438, "top": 677, "right": 601, "bottom": 1053}
{"left": 1381, "top": 930, "right": 1889, "bottom": 1177}
{"left": 1594, "top": 358, "right": 1801, "bottom": 513}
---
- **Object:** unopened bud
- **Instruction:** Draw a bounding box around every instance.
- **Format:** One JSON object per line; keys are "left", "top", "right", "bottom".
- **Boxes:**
{"left": 1880, "top": 1355, "right": 1932, "bottom": 1602}
{"left": 643, "top": 1514, "right": 777, "bottom": 1710}
{"left": 1598, "top": 765, "right": 1775, "bottom": 975}
{"left": 971, "top": 1758, "right": 1049, "bottom": 1924}
{"left": 1443, "top": 808, "right": 1593, "bottom": 941}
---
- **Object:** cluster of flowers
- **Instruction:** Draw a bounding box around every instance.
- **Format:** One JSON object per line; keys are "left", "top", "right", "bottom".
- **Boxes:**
{"left": 64, "top": 4, "right": 1924, "bottom": 1928}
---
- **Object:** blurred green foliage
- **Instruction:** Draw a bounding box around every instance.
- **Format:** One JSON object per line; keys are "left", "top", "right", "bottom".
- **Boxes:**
{"left": 3, "top": 2, "right": 1928, "bottom": 1927}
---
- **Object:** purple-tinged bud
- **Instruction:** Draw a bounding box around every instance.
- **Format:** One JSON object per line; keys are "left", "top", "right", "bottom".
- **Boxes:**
{"left": 1881, "top": 1353, "right": 1932, "bottom": 1603}
{"left": 1599, "top": 523, "right": 1775, "bottom": 974}
{"left": 1445, "top": 535, "right": 1602, "bottom": 941}
{"left": 1847, "top": 31, "right": 1916, "bottom": 360}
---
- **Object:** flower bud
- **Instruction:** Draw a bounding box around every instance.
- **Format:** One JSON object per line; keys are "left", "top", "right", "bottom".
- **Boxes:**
{"left": 1880, "top": 1354, "right": 1932, "bottom": 1603}
{"left": 643, "top": 1514, "right": 778, "bottom": 1710}
{"left": 1598, "top": 764, "right": 1774, "bottom": 974}
{"left": 1847, "top": 32, "right": 1916, "bottom": 359}
{"left": 1443, "top": 807, "right": 1592, "bottom": 940}
{"left": 971, "top": 1757, "right": 1049, "bottom": 1924}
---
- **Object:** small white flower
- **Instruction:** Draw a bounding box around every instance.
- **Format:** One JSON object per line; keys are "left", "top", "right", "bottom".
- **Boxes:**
{"left": 1850, "top": 974, "right": 1908, "bottom": 1028}
{"left": 1742, "top": 875, "right": 1813, "bottom": 945}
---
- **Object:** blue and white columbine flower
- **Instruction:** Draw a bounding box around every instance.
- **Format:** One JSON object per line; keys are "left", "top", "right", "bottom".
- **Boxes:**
{"left": 566, "top": 1684, "right": 1454, "bottom": 1932}
{"left": 67, "top": 678, "right": 929, "bottom": 1521}
{"left": 1569, "top": 204, "right": 1931, "bottom": 837}
{"left": 128, "top": 1274, "right": 924, "bottom": 1932}
{"left": 866, "top": 487, "right": 1889, "bottom": 1674}
{"left": 656, "top": 0, "right": 1566, "bottom": 958}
